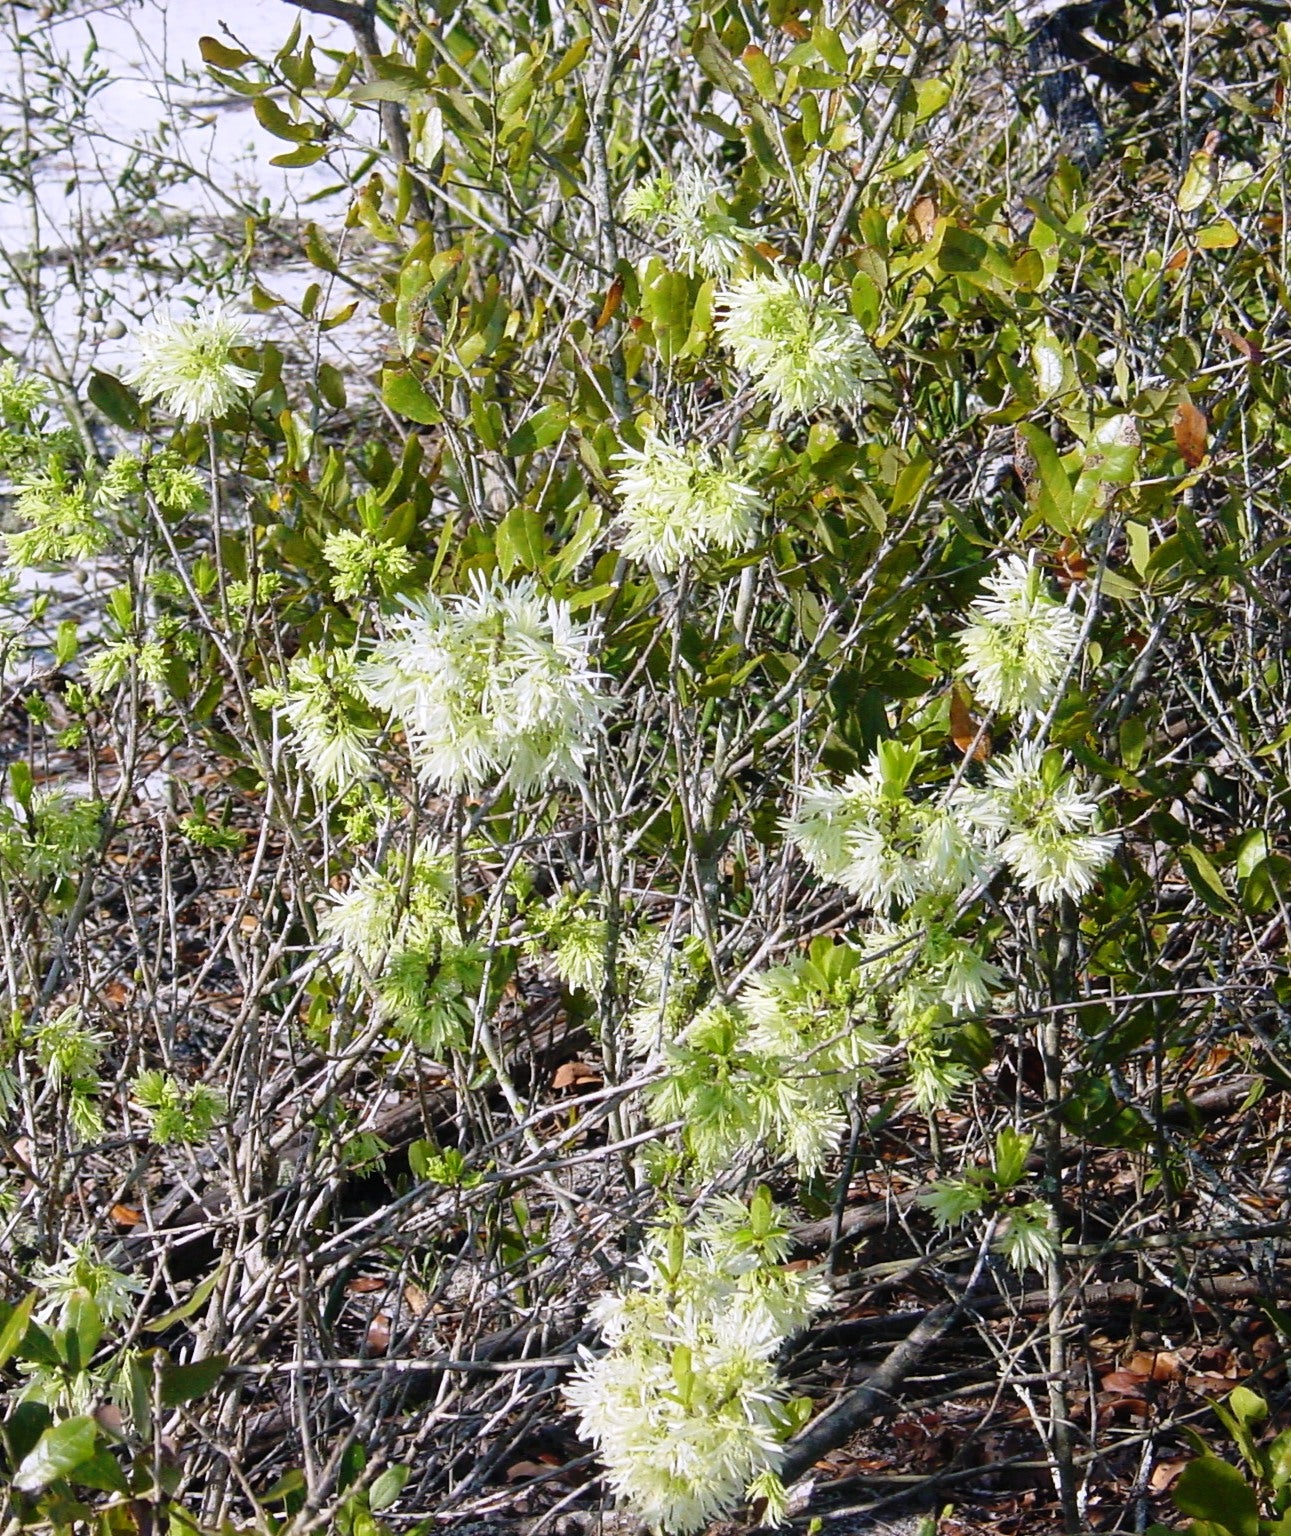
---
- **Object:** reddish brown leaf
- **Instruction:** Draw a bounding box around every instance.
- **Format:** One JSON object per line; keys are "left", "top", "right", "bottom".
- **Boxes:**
{"left": 1101, "top": 1369, "right": 1151, "bottom": 1393}
{"left": 505, "top": 1461, "right": 549, "bottom": 1483}
{"left": 1186, "top": 1372, "right": 1236, "bottom": 1395}
{"left": 347, "top": 1275, "right": 386, "bottom": 1294}
{"left": 594, "top": 275, "right": 624, "bottom": 333}
{"left": 1055, "top": 537, "right": 1090, "bottom": 585}
{"left": 365, "top": 1313, "right": 391, "bottom": 1354}
{"left": 109, "top": 1204, "right": 142, "bottom": 1227}
{"left": 949, "top": 689, "right": 991, "bottom": 762}
{"left": 780, "top": 16, "right": 810, "bottom": 38}
{"left": 1172, "top": 399, "right": 1208, "bottom": 467}
{"left": 754, "top": 241, "right": 783, "bottom": 261}
{"left": 1220, "top": 326, "right": 1263, "bottom": 365}
{"left": 553, "top": 1059, "right": 602, "bottom": 1091}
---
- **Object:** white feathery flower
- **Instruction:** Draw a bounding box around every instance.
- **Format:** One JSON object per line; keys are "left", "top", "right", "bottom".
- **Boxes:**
{"left": 716, "top": 272, "right": 874, "bottom": 416}
{"left": 260, "top": 650, "right": 376, "bottom": 791}
{"left": 997, "top": 1201, "right": 1056, "bottom": 1272}
{"left": 861, "top": 917, "right": 1002, "bottom": 1020}
{"left": 959, "top": 554, "right": 1083, "bottom": 715}
{"left": 565, "top": 1195, "right": 826, "bottom": 1535}
{"left": 125, "top": 305, "right": 258, "bottom": 424}
{"left": 318, "top": 852, "right": 456, "bottom": 975}
{"left": 954, "top": 741, "right": 1119, "bottom": 902}
{"left": 361, "top": 573, "right": 607, "bottom": 793}
{"left": 32, "top": 1242, "right": 144, "bottom": 1327}
{"left": 613, "top": 431, "right": 763, "bottom": 570}
{"left": 624, "top": 167, "right": 756, "bottom": 277}
{"left": 786, "top": 741, "right": 988, "bottom": 911}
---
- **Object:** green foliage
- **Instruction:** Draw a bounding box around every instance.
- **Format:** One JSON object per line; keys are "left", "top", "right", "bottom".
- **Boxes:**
{"left": 0, "top": 0, "right": 1288, "bottom": 1528}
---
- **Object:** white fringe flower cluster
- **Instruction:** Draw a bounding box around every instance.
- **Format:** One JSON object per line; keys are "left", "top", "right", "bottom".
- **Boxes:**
{"left": 125, "top": 305, "right": 258, "bottom": 424}
{"left": 645, "top": 940, "right": 881, "bottom": 1175}
{"left": 716, "top": 272, "right": 873, "bottom": 416}
{"left": 856, "top": 916, "right": 1002, "bottom": 1110}
{"left": 622, "top": 167, "right": 756, "bottom": 277}
{"left": 319, "top": 852, "right": 484, "bottom": 1054}
{"left": 612, "top": 431, "right": 763, "bottom": 570}
{"left": 954, "top": 741, "right": 1121, "bottom": 903}
{"left": 256, "top": 650, "right": 376, "bottom": 792}
{"left": 789, "top": 738, "right": 1117, "bottom": 910}
{"left": 786, "top": 739, "right": 988, "bottom": 910}
{"left": 566, "top": 1191, "right": 828, "bottom": 1536}
{"left": 361, "top": 573, "right": 607, "bottom": 793}
{"left": 959, "top": 554, "right": 1083, "bottom": 715}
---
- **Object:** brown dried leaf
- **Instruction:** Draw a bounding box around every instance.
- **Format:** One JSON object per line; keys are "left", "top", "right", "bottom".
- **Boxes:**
{"left": 505, "top": 1461, "right": 549, "bottom": 1483}
{"left": 594, "top": 275, "right": 624, "bottom": 333}
{"left": 553, "top": 1059, "right": 602, "bottom": 1091}
{"left": 1150, "top": 1460, "right": 1190, "bottom": 1493}
{"left": 1164, "top": 247, "right": 1190, "bottom": 272}
{"left": 109, "top": 1204, "right": 142, "bottom": 1227}
{"left": 1127, "top": 1349, "right": 1184, "bottom": 1382}
{"left": 346, "top": 1276, "right": 386, "bottom": 1294}
{"left": 1172, "top": 399, "right": 1209, "bottom": 468}
{"left": 1013, "top": 426, "right": 1040, "bottom": 500}
{"left": 908, "top": 195, "right": 938, "bottom": 243}
{"left": 403, "top": 1282, "right": 431, "bottom": 1317}
{"left": 1101, "top": 1369, "right": 1152, "bottom": 1393}
{"left": 365, "top": 1313, "right": 391, "bottom": 1354}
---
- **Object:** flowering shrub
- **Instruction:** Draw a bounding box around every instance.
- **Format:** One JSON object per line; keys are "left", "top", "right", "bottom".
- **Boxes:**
{"left": 0, "top": 1, "right": 1286, "bottom": 1534}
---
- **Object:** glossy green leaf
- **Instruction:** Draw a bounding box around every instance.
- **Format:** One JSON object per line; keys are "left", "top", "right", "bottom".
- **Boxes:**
{"left": 13, "top": 1416, "right": 99, "bottom": 1492}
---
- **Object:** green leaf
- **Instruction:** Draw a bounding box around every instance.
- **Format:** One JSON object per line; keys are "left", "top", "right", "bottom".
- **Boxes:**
{"left": 811, "top": 22, "right": 849, "bottom": 72}
{"left": 159, "top": 1353, "right": 229, "bottom": 1406}
{"left": 351, "top": 79, "right": 416, "bottom": 103}
{"left": 71, "top": 1448, "right": 131, "bottom": 1494}
{"left": 0, "top": 1291, "right": 37, "bottom": 1369}
{"left": 1014, "top": 422, "right": 1073, "bottom": 533}
{"left": 303, "top": 223, "right": 339, "bottom": 273}
{"left": 382, "top": 369, "right": 442, "bottom": 426}
{"left": 88, "top": 370, "right": 142, "bottom": 429}
{"left": 496, "top": 506, "right": 546, "bottom": 576}
{"left": 13, "top": 1416, "right": 99, "bottom": 1492}
{"left": 369, "top": 1464, "right": 410, "bottom": 1511}
{"left": 145, "top": 1266, "right": 224, "bottom": 1333}
{"left": 1179, "top": 844, "right": 1236, "bottom": 916}
{"left": 318, "top": 362, "right": 347, "bottom": 410}
{"left": 199, "top": 36, "right": 253, "bottom": 68}
{"left": 1196, "top": 218, "right": 1239, "bottom": 248}
{"left": 504, "top": 404, "right": 567, "bottom": 457}
{"left": 270, "top": 143, "right": 328, "bottom": 167}
{"left": 253, "top": 94, "right": 315, "bottom": 143}
{"left": 1173, "top": 1456, "right": 1258, "bottom": 1536}
{"left": 548, "top": 35, "right": 591, "bottom": 82}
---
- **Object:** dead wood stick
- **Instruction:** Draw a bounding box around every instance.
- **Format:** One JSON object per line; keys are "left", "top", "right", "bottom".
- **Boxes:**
{"left": 778, "top": 1300, "right": 963, "bottom": 1486}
